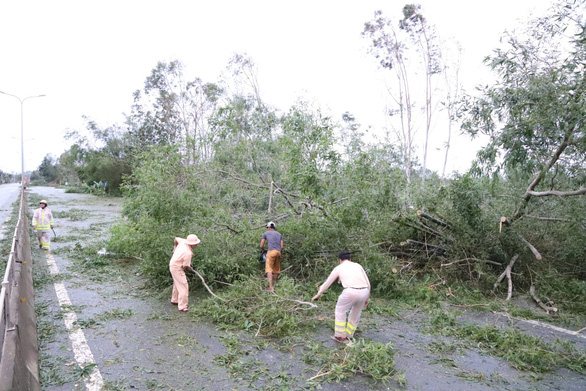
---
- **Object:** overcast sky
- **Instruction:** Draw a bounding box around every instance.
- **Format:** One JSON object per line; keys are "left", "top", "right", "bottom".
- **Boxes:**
{"left": 0, "top": 0, "right": 553, "bottom": 176}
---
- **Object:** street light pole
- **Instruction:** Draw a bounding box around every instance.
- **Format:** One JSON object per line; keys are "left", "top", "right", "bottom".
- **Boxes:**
{"left": 0, "top": 91, "right": 46, "bottom": 188}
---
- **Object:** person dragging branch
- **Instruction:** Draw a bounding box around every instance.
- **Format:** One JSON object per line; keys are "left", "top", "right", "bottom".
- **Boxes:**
{"left": 312, "top": 252, "right": 370, "bottom": 343}
{"left": 169, "top": 234, "right": 200, "bottom": 312}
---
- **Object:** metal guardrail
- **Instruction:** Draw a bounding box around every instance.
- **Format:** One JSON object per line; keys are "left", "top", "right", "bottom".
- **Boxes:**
{"left": 0, "top": 190, "right": 24, "bottom": 349}
{"left": 0, "top": 188, "right": 41, "bottom": 390}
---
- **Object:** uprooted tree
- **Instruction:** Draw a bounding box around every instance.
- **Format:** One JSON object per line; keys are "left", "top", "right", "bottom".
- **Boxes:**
{"left": 458, "top": 1, "right": 586, "bottom": 308}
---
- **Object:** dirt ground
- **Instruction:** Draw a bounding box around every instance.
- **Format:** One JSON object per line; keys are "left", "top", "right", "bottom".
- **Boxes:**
{"left": 28, "top": 186, "right": 586, "bottom": 391}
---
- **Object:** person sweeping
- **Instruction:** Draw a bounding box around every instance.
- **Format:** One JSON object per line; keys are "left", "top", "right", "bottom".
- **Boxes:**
{"left": 312, "top": 251, "right": 370, "bottom": 342}
{"left": 169, "top": 234, "right": 200, "bottom": 312}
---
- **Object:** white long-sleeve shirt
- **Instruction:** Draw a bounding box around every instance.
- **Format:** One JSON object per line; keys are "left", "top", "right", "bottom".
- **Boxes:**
{"left": 317, "top": 260, "right": 370, "bottom": 296}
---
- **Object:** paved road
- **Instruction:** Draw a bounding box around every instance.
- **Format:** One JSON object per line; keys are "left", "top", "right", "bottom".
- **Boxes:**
{"left": 0, "top": 183, "right": 21, "bottom": 241}
{"left": 31, "top": 186, "right": 586, "bottom": 391}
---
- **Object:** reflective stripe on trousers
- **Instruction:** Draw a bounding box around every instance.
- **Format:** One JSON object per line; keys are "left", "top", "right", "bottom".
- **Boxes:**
{"left": 37, "top": 231, "right": 51, "bottom": 250}
{"left": 334, "top": 288, "right": 369, "bottom": 338}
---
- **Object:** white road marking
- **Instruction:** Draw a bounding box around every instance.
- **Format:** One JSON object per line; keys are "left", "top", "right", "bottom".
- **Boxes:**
{"left": 46, "top": 253, "right": 104, "bottom": 390}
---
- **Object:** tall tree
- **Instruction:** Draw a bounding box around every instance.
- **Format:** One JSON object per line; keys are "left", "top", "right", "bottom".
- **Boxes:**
{"left": 439, "top": 40, "right": 463, "bottom": 178}
{"left": 363, "top": 10, "right": 415, "bottom": 201}
{"left": 399, "top": 4, "right": 442, "bottom": 186}
{"left": 62, "top": 118, "right": 133, "bottom": 193}
{"left": 128, "top": 60, "right": 224, "bottom": 163}
{"left": 38, "top": 154, "right": 60, "bottom": 183}
{"left": 225, "top": 53, "right": 263, "bottom": 105}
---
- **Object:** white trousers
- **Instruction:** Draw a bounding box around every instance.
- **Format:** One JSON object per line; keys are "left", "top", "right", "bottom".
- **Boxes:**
{"left": 334, "top": 288, "right": 370, "bottom": 338}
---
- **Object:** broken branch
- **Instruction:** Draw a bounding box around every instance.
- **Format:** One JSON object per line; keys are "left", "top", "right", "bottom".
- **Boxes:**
{"left": 529, "top": 285, "right": 558, "bottom": 314}
{"left": 527, "top": 186, "right": 586, "bottom": 197}
{"left": 511, "top": 128, "right": 574, "bottom": 222}
{"left": 417, "top": 210, "right": 451, "bottom": 228}
{"left": 506, "top": 262, "right": 514, "bottom": 301}
{"left": 441, "top": 258, "right": 502, "bottom": 267}
{"left": 523, "top": 215, "right": 571, "bottom": 222}
{"left": 191, "top": 270, "right": 226, "bottom": 302}
{"left": 493, "top": 254, "right": 519, "bottom": 293}
{"left": 403, "top": 239, "right": 446, "bottom": 252}
{"left": 499, "top": 217, "right": 543, "bottom": 260}
{"left": 518, "top": 234, "right": 542, "bottom": 260}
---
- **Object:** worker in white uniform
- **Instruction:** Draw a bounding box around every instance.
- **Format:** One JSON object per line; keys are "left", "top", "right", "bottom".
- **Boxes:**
{"left": 312, "top": 251, "right": 370, "bottom": 342}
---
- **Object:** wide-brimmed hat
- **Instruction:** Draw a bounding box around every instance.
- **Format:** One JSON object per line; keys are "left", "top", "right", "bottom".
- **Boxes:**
{"left": 185, "top": 234, "right": 201, "bottom": 246}
{"left": 266, "top": 221, "right": 276, "bottom": 228}
{"left": 40, "top": 200, "right": 48, "bottom": 205}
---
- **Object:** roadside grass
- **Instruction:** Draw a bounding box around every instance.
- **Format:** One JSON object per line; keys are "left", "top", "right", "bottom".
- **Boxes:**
{"left": 89, "top": 221, "right": 112, "bottom": 230}
{"left": 303, "top": 338, "right": 405, "bottom": 387}
{"left": 55, "top": 241, "right": 140, "bottom": 283}
{"left": 426, "top": 310, "right": 586, "bottom": 375}
{"left": 55, "top": 208, "right": 91, "bottom": 221}
{"left": 74, "top": 318, "right": 101, "bottom": 329}
{"left": 213, "top": 332, "right": 272, "bottom": 386}
{"left": 428, "top": 341, "right": 460, "bottom": 368}
{"left": 67, "top": 227, "right": 95, "bottom": 236}
{"left": 102, "top": 380, "right": 128, "bottom": 391}
{"left": 70, "top": 363, "right": 98, "bottom": 380}
{"left": 67, "top": 308, "right": 135, "bottom": 331}
{"left": 36, "top": 300, "right": 68, "bottom": 387}
{"left": 189, "top": 277, "right": 405, "bottom": 388}
{"left": 52, "top": 235, "right": 90, "bottom": 243}
{"left": 38, "top": 353, "right": 68, "bottom": 387}
{"left": 96, "top": 308, "right": 134, "bottom": 321}
{"left": 146, "top": 313, "right": 174, "bottom": 321}
{"left": 56, "top": 304, "right": 87, "bottom": 319}
{"left": 36, "top": 301, "right": 60, "bottom": 346}
{"left": 27, "top": 193, "right": 44, "bottom": 208}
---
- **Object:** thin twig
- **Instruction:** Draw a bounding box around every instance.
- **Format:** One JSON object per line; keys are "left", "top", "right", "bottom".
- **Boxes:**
{"left": 401, "top": 308, "right": 421, "bottom": 319}
{"left": 213, "top": 280, "right": 235, "bottom": 286}
{"left": 308, "top": 369, "right": 335, "bottom": 381}
{"left": 441, "top": 258, "right": 501, "bottom": 267}
{"left": 255, "top": 314, "right": 266, "bottom": 337}
{"left": 450, "top": 303, "right": 490, "bottom": 308}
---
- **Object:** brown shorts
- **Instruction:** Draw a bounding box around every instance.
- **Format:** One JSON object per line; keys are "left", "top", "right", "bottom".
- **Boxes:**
{"left": 265, "top": 250, "right": 281, "bottom": 274}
